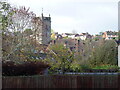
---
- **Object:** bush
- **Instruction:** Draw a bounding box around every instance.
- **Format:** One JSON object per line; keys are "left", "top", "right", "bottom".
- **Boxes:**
{"left": 89, "top": 40, "right": 118, "bottom": 66}
{"left": 2, "top": 61, "right": 49, "bottom": 76}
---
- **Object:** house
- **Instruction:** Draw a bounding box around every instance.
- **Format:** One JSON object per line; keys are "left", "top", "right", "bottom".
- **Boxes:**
{"left": 56, "top": 34, "right": 63, "bottom": 39}
{"left": 61, "top": 33, "right": 76, "bottom": 39}
{"left": 76, "top": 33, "right": 92, "bottom": 40}
{"left": 61, "top": 33, "right": 68, "bottom": 38}
{"left": 51, "top": 32, "right": 63, "bottom": 40}
{"left": 50, "top": 37, "right": 105, "bottom": 61}
{"left": 50, "top": 39, "right": 82, "bottom": 53}
{"left": 102, "top": 31, "right": 118, "bottom": 40}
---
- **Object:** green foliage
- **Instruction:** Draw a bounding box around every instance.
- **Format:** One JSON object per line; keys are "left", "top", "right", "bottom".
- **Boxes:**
{"left": 43, "top": 44, "right": 74, "bottom": 74}
{"left": 23, "top": 29, "right": 33, "bottom": 36}
{"left": 89, "top": 40, "right": 118, "bottom": 67}
{"left": 70, "top": 61, "right": 81, "bottom": 72}
{"left": 63, "top": 36, "right": 69, "bottom": 39}
{"left": 92, "top": 65, "right": 119, "bottom": 69}
{"left": 99, "top": 32, "right": 103, "bottom": 35}
{"left": 0, "top": 1, "right": 13, "bottom": 31}
{"left": 93, "top": 36, "right": 101, "bottom": 41}
{"left": 81, "top": 65, "right": 91, "bottom": 70}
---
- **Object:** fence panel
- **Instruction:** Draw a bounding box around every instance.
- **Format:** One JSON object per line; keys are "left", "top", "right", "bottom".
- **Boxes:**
{"left": 2, "top": 74, "right": 119, "bottom": 88}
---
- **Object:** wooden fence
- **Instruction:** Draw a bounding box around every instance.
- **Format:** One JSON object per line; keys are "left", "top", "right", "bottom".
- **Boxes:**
{"left": 2, "top": 74, "right": 120, "bottom": 88}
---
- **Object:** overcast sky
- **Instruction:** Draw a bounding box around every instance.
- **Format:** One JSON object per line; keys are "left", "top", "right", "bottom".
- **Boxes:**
{"left": 8, "top": 0, "right": 119, "bottom": 35}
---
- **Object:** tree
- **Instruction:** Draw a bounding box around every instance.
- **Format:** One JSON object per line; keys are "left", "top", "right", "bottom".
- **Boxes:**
{"left": 1, "top": 1, "right": 15, "bottom": 61}
{"left": 0, "top": 1, "right": 13, "bottom": 31}
{"left": 89, "top": 40, "right": 118, "bottom": 67}
{"left": 51, "top": 33, "right": 56, "bottom": 40}
{"left": 99, "top": 32, "right": 103, "bottom": 35}
{"left": 43, "top": 44, "right": 74, "bottom": 74}
{"left": 1, "top": 3, "right": 37, "bottom": 61}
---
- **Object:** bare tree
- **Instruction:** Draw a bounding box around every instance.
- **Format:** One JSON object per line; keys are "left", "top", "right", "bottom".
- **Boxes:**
{"left": 2, "top": 5, "right": 36, "bottom": 61}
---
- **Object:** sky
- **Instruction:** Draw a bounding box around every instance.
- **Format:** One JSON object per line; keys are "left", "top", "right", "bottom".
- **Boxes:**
{"left": 8, "top": 0, "right": 119, "bottom": 35}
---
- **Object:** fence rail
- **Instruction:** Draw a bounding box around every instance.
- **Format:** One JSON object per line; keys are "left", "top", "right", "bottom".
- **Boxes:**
{"left": 2, "top": 74, "right": 120, "bottom": 88}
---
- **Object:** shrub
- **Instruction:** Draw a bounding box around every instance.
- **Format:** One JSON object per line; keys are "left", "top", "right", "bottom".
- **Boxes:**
{"left": 2, "top": 60, "right": 49, "bottom": 76}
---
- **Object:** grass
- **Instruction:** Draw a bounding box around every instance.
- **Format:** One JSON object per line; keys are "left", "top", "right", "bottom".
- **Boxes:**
{"left": 92, "top": 65, "right": 119, "bottom": 69}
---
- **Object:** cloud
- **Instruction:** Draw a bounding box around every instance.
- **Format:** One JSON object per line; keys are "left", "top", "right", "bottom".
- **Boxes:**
{"left": 8, "top": 0, "right": 118, "bottom": 34}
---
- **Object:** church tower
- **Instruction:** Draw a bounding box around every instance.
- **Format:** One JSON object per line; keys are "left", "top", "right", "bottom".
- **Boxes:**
{"left": 38, "top": 12, "right": 51, "bottom": 45}
{"left": 31, "top": 8, "right": 51, "bottom": 45}
{"left": 41, "top": 13, "right": 51, "bottom": 45}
